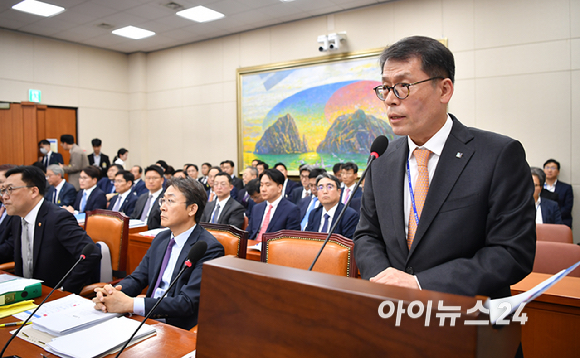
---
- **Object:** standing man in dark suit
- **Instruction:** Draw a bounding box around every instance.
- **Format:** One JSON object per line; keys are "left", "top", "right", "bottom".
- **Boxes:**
{"left": 340, "top": 162, "right": 362, "bottom": 205}
{"left": 200, "top": 172, "right": 245, "bottom": 228}
{"left": 543, "top": 159, "right": 574, "bottom": 228}
{"left": 93, "top": 177, "right": 224, "bottom": 330}
{"left": 0, "top": 164, "right": 17, "bottom": 264}
{"left": 60, "top": 134, "right": 89, "bottom": 191}
{"left": 44, "top": 164, "right": 76, "bottom": 207}
{"left": 354, "top": 36, "right": 535, "bottom": 301}
{"left": 38, "top": 140, "right": 63, "bottom": 171}
{"left": 306, "top": 173, "right": 359, "bottom": 239}
{"left": 275, "top": 163, "right": 299, "bottom": 199}
{"left": 108, "top": 171, "right": 138, "bottom": 217}
{"left": 246, "top": 169, "right": 301, "bottom": 241}
{"left": 531, "top": 167, "right": 563, "bottom": 225}
{"left": 67, "top": 166, "right": 107, "bottom": 214}
{"left": 130, "top": 165, "right": 165, "bottom": 229}
{"left": 88, "top": 138, "right": 110, "bottom": 179}
{"left": 3, "top": 166, "right": 101, "bottom": 294}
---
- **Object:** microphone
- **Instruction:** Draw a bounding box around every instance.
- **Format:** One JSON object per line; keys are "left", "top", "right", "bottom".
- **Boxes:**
{"left": 0, "top": 243, "right": 96, "bottom": 358}
{"left": 115, "top": 240, "right": 208, "bottom": 357}
{"left": 308, "top": 135, "right": 389, "bottom": 271}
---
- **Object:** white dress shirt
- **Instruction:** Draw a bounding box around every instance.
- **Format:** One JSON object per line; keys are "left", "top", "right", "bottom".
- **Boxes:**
{"left": 318, "top": 204, "right": 338, "bottom": 233}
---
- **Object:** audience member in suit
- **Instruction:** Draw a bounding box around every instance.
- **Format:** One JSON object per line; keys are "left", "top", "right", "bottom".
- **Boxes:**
{"left": 60, "top": 134, "right": 89, "bottom": 191}
{"left": 93, "top": 177, "right": 224, "bottom": 330}
{"left": 44, "top": 164, "right": 76, "bottom": 207}
{"left": 108, "top": 171, "right": 138, "bottom": 217}
{"left": 236, "top": 166, "right": 258, "bottom": 209}
{"left": 333, "top": 163, "right": 344, "bottom": 186}
{"left": 340, "top": 162, "right": 362, "bottom": 205}
{"left": 349, "top": 196, "right": 362, "bottom": 215}
{"left": 38, "top": 139, "right": 63, "bottom": 171}
{"left": 185, "top": 164, "right": 199, "bottom": 180}
{"left": 88, "top": 138, "right": 111, "bottom": 179}
{"left": 298, "top": 168, "right": 326, "bottom": 230}
{"left": 306, "top": 173, "right": 359, "bottom": 239}
{"left": 290, "top": 165, "right": 312, "bottom": 204}
{"left": 67, "top": 166, "right": 107, "bottom": 214}
{"left": 0, "top": 164, "right": 17, "bottom": 264}
{"left": 4, "top": 166, "right": 101, "bottom": 294}
{"left": 243, "top": 178, "right": 264, "bottom": 219}
{"left": 531, "top": 167, "right": 563, "bottom": 225}
{"left": 198, "top": 162, "right": 211, "bottom": 189}
{"left": 256, "top": 162, "right": 269, "bottom": 176}
{"left": 543, "top": 159, "right": 574, "bottom": 228}
{"left": 246, "top": 169, "right": 301, "bottom": 241}
{"left": 98, "top": 164, "right": 124, "bottom": 199}
{"left": 173, "top": 170, "right": 187, "bottom": 179}
{"left": 274, "top": 162, "right": 299, "bottom": 199}
{"left": 130, "top": 165, "right": 165, "bottom": 229}
{"left": 200, "top": 172, "right": 245, "bottom": 228}
{"left": 130, "top": 165, "right": 148, "bottom": 197}
{"left": 221, "top": 160, "right": 244, "bottom": 191}
{"left": 206, "top": 166, "right": 238, "bottom": 202}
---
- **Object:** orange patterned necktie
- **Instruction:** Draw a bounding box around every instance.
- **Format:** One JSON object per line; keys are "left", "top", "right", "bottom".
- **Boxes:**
{"left": 407, "top": 148, "right": 431, "bottom": 249}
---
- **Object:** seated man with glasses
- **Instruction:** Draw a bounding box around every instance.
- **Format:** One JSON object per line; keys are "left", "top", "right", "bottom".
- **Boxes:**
{"left": 305, "top": 173, "right": 359, "bottom": 239}
{"left": 130, "top": 165, "right": 165, "bottom": 229}
{"left": 44, "top": 164, "right": 77, "bottom": 207}
{"left": 298, "top": 168, "right": 326, "bottom": 230}
{"left": 107, "top": 170, "right": 138, "bottom": 217}
{"left": 200, "top": 172, "right": 245, "bottom": 228}
{"left": 66, "top": 166, "right": 107, "bottom": 214}
{"left": 93, "top": 177, "right": 224, "bottom": 330}
{"left": 2, "top": 165, "right": 101, "bottom": 293}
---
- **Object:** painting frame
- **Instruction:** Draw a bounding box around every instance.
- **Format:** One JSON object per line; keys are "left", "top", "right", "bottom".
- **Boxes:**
{"left": 236, "top": 47, "right": 388, "bottom": 176}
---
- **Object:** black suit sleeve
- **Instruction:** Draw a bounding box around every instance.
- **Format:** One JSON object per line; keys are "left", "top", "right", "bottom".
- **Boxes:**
{"left": 62, "top": 186, "right": 77, "bottom": 207}
{"left": 0, "top": 216, "right": 16, "bottom": 264}
{"left": 226, "top": 203, "right": 246, "bottom": 229}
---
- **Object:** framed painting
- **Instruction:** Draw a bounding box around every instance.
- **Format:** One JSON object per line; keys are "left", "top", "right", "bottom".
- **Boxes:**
{"left": 237, "top": 48, "right": 400, "bottom": 175}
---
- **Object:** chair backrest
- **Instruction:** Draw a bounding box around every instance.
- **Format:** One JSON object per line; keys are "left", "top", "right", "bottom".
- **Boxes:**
{"left": 200, "top": 223, "right": 249, "bottom": 259}
{"left": 261, "top": 230, "right": 357, "bottom": 278}
{"left": 536, "top": 223, "right": 573, "bottom": 243}
{"left": 243, "top": 216, "right": 249, "bottom": 230}
{"left": 533, "top": 241, "right": 580, "bottom": 277}
{"left": 84, "top": 209, "right": 129, "bottom": 277}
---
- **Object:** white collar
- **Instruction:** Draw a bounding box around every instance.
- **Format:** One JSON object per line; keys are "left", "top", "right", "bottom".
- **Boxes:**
{"left": 55, "top": 179, "right": 66, "bottom": 191}
{"left": 322, "top": 202, "right": 338, "bottom": 218}
{"left": 171, "top": 224, "right": 196, "bottom": 247}
{"left": 24, "top": 198, "right": 44, "bottom": 225}
{"left": 83, "top": 184, "right": 97, "bottom": 196}
{"left": 408, "top": 114, "right": 453, "bottom": 159}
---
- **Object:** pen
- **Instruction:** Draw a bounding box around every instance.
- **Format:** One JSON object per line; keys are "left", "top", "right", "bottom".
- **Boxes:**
{"left": 0, "top": 321, "right": 32, "bottom": 328}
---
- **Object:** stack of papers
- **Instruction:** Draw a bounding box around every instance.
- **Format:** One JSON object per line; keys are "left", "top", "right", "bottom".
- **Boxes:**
{"left": 0, "top": 275, "right": 42, "bottom": 295}
{"left": 139, "top": 227, "right": 169, "bottom": 237}
{"left": 13, "top": 294, "right": 87, "bottom": 321}
{"left": 129, "top": 219, "right": 147, "bottom": 229}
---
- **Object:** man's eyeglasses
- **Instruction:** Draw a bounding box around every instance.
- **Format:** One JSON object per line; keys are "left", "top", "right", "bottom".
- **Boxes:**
{"left": 317, "top": 184, "right": 336, "bottom": 191}
{"left": 214, "top": 182, "right": 230, "bottom": 188}
{"left": 373, "top": 77, "right": 443, "bottom": 100}
{"left": 0, "top": 186, "right": 32, "bottom": 196}
{"left": 159, "top": 198, "right": 186, "bottom": 207}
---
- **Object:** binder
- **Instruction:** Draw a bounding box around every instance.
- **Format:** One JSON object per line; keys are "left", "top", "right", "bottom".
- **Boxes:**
{"left": 0, "top": 282, "right": 42, "bottom": 306}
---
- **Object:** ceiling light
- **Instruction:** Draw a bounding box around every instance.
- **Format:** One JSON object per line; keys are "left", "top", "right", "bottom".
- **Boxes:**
{"left": 176, "top": 6, "right": 224, "bottom": 23}
{"left": 12, "top": 0, "right": 65, "bottom": 17}
{"left": 112, "top": 26, "right": 155, "bottom": 40}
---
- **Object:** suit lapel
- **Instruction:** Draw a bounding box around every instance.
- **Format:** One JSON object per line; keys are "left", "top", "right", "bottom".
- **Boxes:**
{"left": 219, "top": 198, "right": 233, "bottom": 223}
{"left": 170, "top": 226, "right": 200, "bottom": 284}
{"left": 32, "top": 202, "right": 48, "bottom": 270}
{"left": 268, "top": 199, "right": 286, "bottom": 230}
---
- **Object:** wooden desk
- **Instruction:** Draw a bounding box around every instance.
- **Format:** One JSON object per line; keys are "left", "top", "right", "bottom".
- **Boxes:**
{"left": 511, "top": 272, "right": 580, "bottom": 358}
{"left": 0, "top": 285, "right": 197, "bottom": 357}
{"left": 246, "top": 239, "right": 260, "bottom": 261}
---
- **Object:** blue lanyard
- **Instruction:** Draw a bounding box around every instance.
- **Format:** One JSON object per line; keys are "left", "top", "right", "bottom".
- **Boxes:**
{"left": 406, "top": 159, "right": 420, "bottom": 227}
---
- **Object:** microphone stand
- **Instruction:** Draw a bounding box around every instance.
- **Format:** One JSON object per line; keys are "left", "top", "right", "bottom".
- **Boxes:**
{"left": 308, "top": 154, "right": 377, "bottom": 271}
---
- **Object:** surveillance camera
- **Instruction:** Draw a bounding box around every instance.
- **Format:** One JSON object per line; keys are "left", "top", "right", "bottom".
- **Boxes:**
{"left": 328, "top": 33, "right": 346, "bottom": 50}
{"left": 317, "top": 35, "right": 328, "bottom": 52}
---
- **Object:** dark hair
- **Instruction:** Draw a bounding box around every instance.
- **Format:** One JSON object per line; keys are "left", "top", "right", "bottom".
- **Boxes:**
{"left": 91, "top": 138, "right": 102, "bottom": 147}
{"left": 165, "top": 166, "right": 175, "bottom": 175}
{"left": 38, "top": 139, "right": 50, "bottom": 146}
{"left": 132, "top": 165, "right": 143, "bottom": 174}
{"left": 60, "top": 134, "right": 74, "bottom": 145}
{"left": 379, "top": 36, "right": 455, "bottom": 83}
{"left": 111, "top": 164, "right": 124, "bottom": 172}
{"left": 342, "top": 162, "right": 358, "bottom": 174}
{"left": 221, "top": 160, "right": 234, "bottom": 168}
{"left": 332, "top": 163, "right": 343, "bottom": 174}
{"left": 32, "top": 161, "right": 46, "bottom": 174}
{"left": 530, "top": 167, "right": 546, "bottom": 187}
{"left": 82, "top": 165, "right": 100, "bottom": 179}
{"left": 174, "top": 169, "right": 185, "bottom": 176}
{"left": 0, "top": 164, "right": 17, "bottom": 173}
{"left": 543, "top": 159, "right": 560, "bottom": 170}
{"left": 144, "top": 165, "right": 164, "bottom": 178}
{"left": 116, "top": 170, "right": 135, "bottom": 185}
{"left": 5, "top": 166, "right": 47, "bottom": 195}
{"left": 257, "top": 162, "right": 269, "bottom": 170}
{"left": 202, "top": 162, "right": 212, "bottom": 168}
{"left": 274, "top": 162, "right": 287, "bottom": 171}
{"left": 156, "top": 160, "right": 168, "bottom": 170}
{"left": 316, "top": 173, "right": 341, "bottom": 190}
{"left": 309, "top": 168, "right": 327, "bottom": 179}
{"left": 209, "top": 166, "right": 221, "bottom": 173}
{"left": 245, "top": 178, "right": 261, "bottom": 196}
{"left": 166, "top": 177, "right": 207, "bottom": 222}
{"left": 260, "top": 168, "right": 284, "bottom": 185}
{"left": 117, "top": 148, "right": 128, "bottom": 157}
{"left": 214, "top": 171, "right": 232, "bottom": 184}
{"left": 185, "top": 164, "right": 199, "bottom": 172}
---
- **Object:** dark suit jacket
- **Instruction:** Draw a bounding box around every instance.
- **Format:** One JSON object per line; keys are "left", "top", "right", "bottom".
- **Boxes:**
{"left": 284, "top": 179, "right": 299, "bottom": 199}
{"left": 290, "top": 185, "right": 306, "bottom": 204}
{"left": 107, "top": 192, "right": 138, "bottom": 217}
{"left": 130, "top": 190, "right": 164, "bottom": 229}
{"left": 232, "top": 176, "right": 244, "bottom": 191}
{"left": 73, "top": 187, "right": 108, "bottom": 213}
{"left": 0, "top": 211, "right": 17, "bottom": 264}
{"left": 97, "top": 177, "right": 116, "bottom": 194}
{"left": 119, "top": 225, "right": 224, "bottom": 330}
{"left": 305, "top": 203, "right": 359, "bottom": 239}
{"left": 42, "top": 152, "right": 64, "bottom": 170}
{"left": 298, "top": 195, "right": 316, "bottom": 220}
{"left": 553, "top": 180, "right": 573, "bottom": 227}
{"left": 354, "top": 116, "right": 536, "bottom": 299}
{"left": 236, "top": 189, "right": 250, "bottom": 208}
{"left": 340, "top": 185, "right": 362, "bottom": 203}
{"left": 131, "top": 179, "right": 148, "bottom": 197}
{"left": 44, "top": 181, "right": 77, "bottom": 207}
{"left": 540, "top": 198, "right": 563, "bottom": 225}
{"left": 246, "top": 198, "right": 301, "bottom": 240}
{"left": 88, "top": 153, "right": 111, "bottom": 178}
{"left": 12, "top": 200, "right": 101, "bottom": 293}
{"left": 200, "top": 197, "right": 245, "bottom": 229}
{"left": 349, "top": 197, "right": 362, "bottom": 215}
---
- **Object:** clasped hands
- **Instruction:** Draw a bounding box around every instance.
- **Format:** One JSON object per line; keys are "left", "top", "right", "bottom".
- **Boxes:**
{"left": 93, "top": 284, "right": 134, "bottom": 314}
{"left": 370, "top": 267, "right": 419, "bottom": 289}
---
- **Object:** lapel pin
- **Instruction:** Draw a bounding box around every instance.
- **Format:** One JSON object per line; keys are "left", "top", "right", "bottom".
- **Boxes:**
{"left": 456, "top": 152, "right": 463, "bottom": 158}
{"left": 38, "top": 223, "right": 42, "bottom": 227}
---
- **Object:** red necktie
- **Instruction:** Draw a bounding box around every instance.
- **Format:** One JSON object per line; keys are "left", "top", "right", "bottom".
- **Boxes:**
{"left": 407, "top": 149, "right": 431, "bottom": 249}
{"left": 256, "top": 204, "right": 273, "bottom": 242}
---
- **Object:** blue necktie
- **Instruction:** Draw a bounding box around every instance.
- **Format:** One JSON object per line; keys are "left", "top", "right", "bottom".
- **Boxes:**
{"left": 211, "top": 203, "right": 220, "bottom": 223}
{"left": 80, "top": 191, "right": 88, "bottom": 212}
{"left": 301, "top": 197, "right": 318, "bottom": 230}
{"left": 321, "top": 213, "right": 330, "bottom": 233}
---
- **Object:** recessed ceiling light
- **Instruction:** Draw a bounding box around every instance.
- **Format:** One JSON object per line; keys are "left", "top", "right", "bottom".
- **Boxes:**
{"left": 112, "top": 26, "right": 155, "bottom": 40}
{"left": 176, "top": 6, "right": 225, "bottom": 23}
{"left": 12, "top": 0, "right": 65, "bottom": 17}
